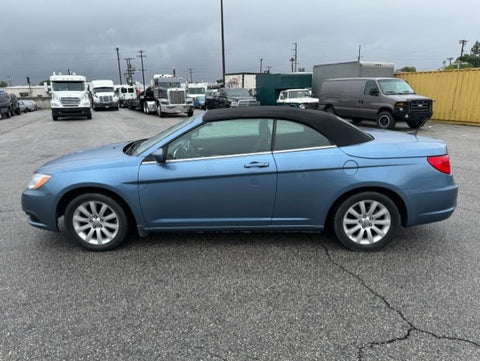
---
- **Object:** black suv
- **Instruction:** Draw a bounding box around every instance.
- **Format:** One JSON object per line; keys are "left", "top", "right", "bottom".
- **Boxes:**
{"left": 0, "top": 93, "right": 12, "bottom": 119}
{"left": 0, "top": 93, "right": 21, "bottom": 118}
{"left": 9, "top": 93, "right": 21, "bottom": 115}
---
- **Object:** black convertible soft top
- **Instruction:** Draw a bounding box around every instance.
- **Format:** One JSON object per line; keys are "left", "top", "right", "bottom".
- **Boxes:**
{"left": 202, "top": 106, "right": 373, "bottom": 147}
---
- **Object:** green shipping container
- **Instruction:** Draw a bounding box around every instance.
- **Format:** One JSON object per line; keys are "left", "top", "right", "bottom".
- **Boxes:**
{"left": 256, "top": 73, "right": 312, "bottom": 106}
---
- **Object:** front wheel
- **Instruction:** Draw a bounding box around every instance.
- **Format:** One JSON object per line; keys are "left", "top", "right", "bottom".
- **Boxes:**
{"left": 64, "top": 193, "right": 129, "bottom": 251}
{"left": 187, "top": 110, "right": 194, "bottom": 117}
{"left": 324, "top": 106, "right": 335, "bottom": 115}
{"left": 406, "top": 118, "right": 426, "bottom": 129}
{"left": 333, "top": 192, "right": 400, "bottom": 251}
{"left": 376, "top": 111, "right": 396, "bottom": 129}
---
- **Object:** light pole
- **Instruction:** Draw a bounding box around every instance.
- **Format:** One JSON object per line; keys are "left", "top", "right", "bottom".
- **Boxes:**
{"left": 259, "top": 58, "right": 263, "bottom": 73}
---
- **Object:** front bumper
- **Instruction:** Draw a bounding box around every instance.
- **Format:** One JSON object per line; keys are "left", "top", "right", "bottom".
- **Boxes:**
{"left": 161, "top": 104, "right": 194, "bottom": 114}
{"left": 52, "top": 107, "right": 91, "bottom": 117}
{"left": 21, "top": 189, "right": 59, "bottom": 232}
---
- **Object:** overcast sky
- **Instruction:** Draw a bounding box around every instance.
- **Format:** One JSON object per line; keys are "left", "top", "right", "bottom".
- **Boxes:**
{"left": 2, "top": 0, "right": 479, "bottom": 86}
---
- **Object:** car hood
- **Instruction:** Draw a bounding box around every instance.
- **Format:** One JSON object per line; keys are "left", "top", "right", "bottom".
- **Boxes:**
{"left": 385, "top": 94, "right": 431, "bottom": 102}
{"left": 229, "top": 96, "right": 257, "bottom": 101}
{"left": 341, "top": 129, "right": 447, "bottom": 158}
{"left": 37, "top": 141, "right": 132, "bottom": 173}
{"left": 279, "top": 97, "right": 319, "bottom": 103}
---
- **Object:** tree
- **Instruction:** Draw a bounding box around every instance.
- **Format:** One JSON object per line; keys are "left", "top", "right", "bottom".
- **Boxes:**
{"left": 397, "top": 66, "right": 417, "bottom": 72}
{"left": 0, "top": 80, "right": 8, "bottom": 87}
{"left": 471, "top": 41, "right": 480, "bottom": 56}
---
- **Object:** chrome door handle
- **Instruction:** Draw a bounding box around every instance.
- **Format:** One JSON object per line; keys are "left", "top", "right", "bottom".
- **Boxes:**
{"left": 244, "top": 161, "right": 269, "bottom": 168}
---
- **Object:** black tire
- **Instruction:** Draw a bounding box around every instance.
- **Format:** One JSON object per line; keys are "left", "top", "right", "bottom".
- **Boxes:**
{"left": 64, "top": 193, "right": 128, "bottom": 251}
{"left": 86, "top": 111, "right": 92, "bottom": 120}
{"left": 187, "top": 110, "right": 194, "bottom": 117}
{"left": 324, "top": 106, "right": 335, "bottom": 115}
{"left": 333, "top": 192, "right": 400, "bottom": 251}
{"left": 406, "top": 118, "right": 426, "bottom": 129}
{"left": 376, "top": 111, "right": 396, "bottom": 129}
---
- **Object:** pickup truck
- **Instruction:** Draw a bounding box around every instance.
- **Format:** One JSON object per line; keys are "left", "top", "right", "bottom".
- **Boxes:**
{"left": 276, "top": 88, "right": 319, "bottom": 109}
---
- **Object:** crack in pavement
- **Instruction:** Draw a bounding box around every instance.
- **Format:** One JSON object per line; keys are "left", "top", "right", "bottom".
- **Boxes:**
{"left": 318, "top": 243, "right": 480, "bottom": 360}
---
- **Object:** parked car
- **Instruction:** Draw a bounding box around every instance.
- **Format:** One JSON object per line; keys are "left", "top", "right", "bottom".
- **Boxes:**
{"left": 317, "top": 77, "right": 433, "bottom": 129}
{"left": 0, "top": 93, "right": 11, "bottom": 118}
{"left": 8, "top": 93, "right": 21, "bottom": 115}
{"left": 17, "top": 100, "right": 28, "bottom": 113}
{"left": 206, "top": 87, "right": 259, "bottom": 109}
{"left": 204, "top": 89, "right": 218, "bottom": 109}
{"left": 22, "top": 99, "right": 37, "bottom": 111}
{"left": 22, "top": 107, "right": 458, "bottom": 252}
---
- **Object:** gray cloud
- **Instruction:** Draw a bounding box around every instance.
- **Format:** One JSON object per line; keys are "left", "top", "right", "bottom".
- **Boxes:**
{"left": 1, "top": 0, "right": 479, "bottom": 85}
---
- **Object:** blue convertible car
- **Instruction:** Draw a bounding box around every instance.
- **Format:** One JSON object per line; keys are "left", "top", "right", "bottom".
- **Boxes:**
{"left": 22, "top": 107, "right": 458, "bottom": 251}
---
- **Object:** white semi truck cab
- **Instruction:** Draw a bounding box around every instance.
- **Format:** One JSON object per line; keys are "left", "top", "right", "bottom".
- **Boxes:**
{"left": 90, "top": 79, "right": 119, "bottom": 110}
{"left": 48, "top": 73, "right": 92, "bottom": 120}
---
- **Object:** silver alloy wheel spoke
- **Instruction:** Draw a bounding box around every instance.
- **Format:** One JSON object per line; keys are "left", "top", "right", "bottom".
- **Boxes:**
{"left": 72, "top": 200, "right": 120, "bottom": 245}
{"left": 343, "top": 199, "right": 391, "bottom": 245}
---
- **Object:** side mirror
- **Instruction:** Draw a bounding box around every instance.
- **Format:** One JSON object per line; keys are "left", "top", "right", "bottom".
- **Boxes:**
{"left": 152, "top": 148, "right": 166, "bottom": 163}
{"left": 369, "top": 88, "right": 379, "bottom": 96}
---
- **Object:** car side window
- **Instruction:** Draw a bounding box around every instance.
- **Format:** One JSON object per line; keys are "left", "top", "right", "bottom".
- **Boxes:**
{"left": 167, "top": 118, "right": 273, "bottom": 160}
{"left": 364, "top": 80, "right": 378, "bottom": 96}
{"left": 274, "top": 119, "right": 331, "bottom": 151}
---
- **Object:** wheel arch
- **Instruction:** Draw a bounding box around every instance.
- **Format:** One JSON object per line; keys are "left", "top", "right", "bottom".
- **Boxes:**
{"left": 56, "top": 187, "right": 138, "bottom": 234}
{"left": 325, "top": 186, "right": 408, "bottom": 229}
{"left": 376, "top": 107, "right": 394, "bottom": 116}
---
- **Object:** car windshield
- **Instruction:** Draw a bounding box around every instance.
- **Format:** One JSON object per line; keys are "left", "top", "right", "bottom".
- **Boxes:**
{"left": 378, "top": 79, "right": 415, "bottom": 95}
{"left": 189, "top": 88, "right": 206, "bottom": 95}
{"left": 226, "top": 88, "right": 250, "bottom": 97}
{"left": 157, "top": 81, "right": 181, "bottom": 88}
{"left": 132, "top": 117, "right": 197, "bottom": 156}
{"left": 289, "top": 90, "right": 310, "bottom": 98}
{"left": 93, "top": 87, "right": 114, "bottom": 93}
{"left": 51, "top": 81, "right": 85, "bottom": 91}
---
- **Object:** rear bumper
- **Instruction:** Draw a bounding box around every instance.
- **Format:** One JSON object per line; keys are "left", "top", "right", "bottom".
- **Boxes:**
{"left": 405, "top": 183, "right": 458, "bottom": 226}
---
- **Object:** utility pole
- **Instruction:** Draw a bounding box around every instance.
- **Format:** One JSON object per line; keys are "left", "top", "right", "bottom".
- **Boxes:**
{"left": 124, "top": 57, "right": 135, "bottom": 85}
{"left": 116, "top": 48, "right": 122, "bottom": 85}
{"left": 188, "top": 68, "right": 193, "bottom": 83}
{"left": 458, "top": 40, "right": 468, "bottom": 69}
{"left": 292, "top": 42, "right": 298, "bottom": 72}
{"left": 357, "top": 45, "right": 362, "bottom": 61}
{"left": 447, "top": 57, "right": 454, "bottom": 65}
{"left": 137, "top": 50, "right": 146, "bottom": 92}
{"left": 220, "top": 0, "right": 226, "bottom": 86}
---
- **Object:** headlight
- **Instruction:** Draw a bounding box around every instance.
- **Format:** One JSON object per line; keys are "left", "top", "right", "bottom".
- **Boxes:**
{"left": 28, "top": 173, "right": 51, "bottom": 190}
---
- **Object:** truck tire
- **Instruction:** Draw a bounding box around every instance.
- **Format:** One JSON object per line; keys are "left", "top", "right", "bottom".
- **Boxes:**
{"left": 324, "top": 106, "right": 336, "bottom": 115}
{"left": 406, "top": 118, "right": 426, "bottom": 129}
{"left": 376, "top": 111, "right": 396, "bottom": 129}
{"left": 86, "top": 111, "right": 92, "bottom": 120}
{"left": 187, "top": 110, "right": 193, "bottom": 117}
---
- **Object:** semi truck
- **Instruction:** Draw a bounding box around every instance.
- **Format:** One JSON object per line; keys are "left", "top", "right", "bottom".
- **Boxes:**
{"left": 152, "top": 74, "right": 194, "bottom": 117}
{"left": 90, "top": 79, "right": 118, "bottom": 110}
{"left": 47, "top": 73, "right": 91, "bottom": 120}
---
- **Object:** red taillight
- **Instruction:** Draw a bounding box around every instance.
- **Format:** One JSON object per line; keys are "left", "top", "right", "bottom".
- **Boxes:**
{"left": 427, "top": 155, "right": 451, "bottom": 174}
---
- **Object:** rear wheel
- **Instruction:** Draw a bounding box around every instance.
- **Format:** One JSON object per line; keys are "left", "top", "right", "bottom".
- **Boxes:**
{"left": 64, "top": 193, "right": 128, "bottom": 251}
{"left": 333, "top": 192, "right": 400, "bottom": 251}
{"left": 376, "top": 111, "right": 396, "bottom": 129}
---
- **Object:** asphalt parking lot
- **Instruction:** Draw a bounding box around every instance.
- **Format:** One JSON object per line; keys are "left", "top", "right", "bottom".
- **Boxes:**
{"left": 1, "top": 108, "right": 479, "bottom": 360}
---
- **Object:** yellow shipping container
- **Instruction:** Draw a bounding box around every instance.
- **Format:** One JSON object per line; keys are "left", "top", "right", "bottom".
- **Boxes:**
{"left": 395, "top": 68, "right": 480, "bottom": 125}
